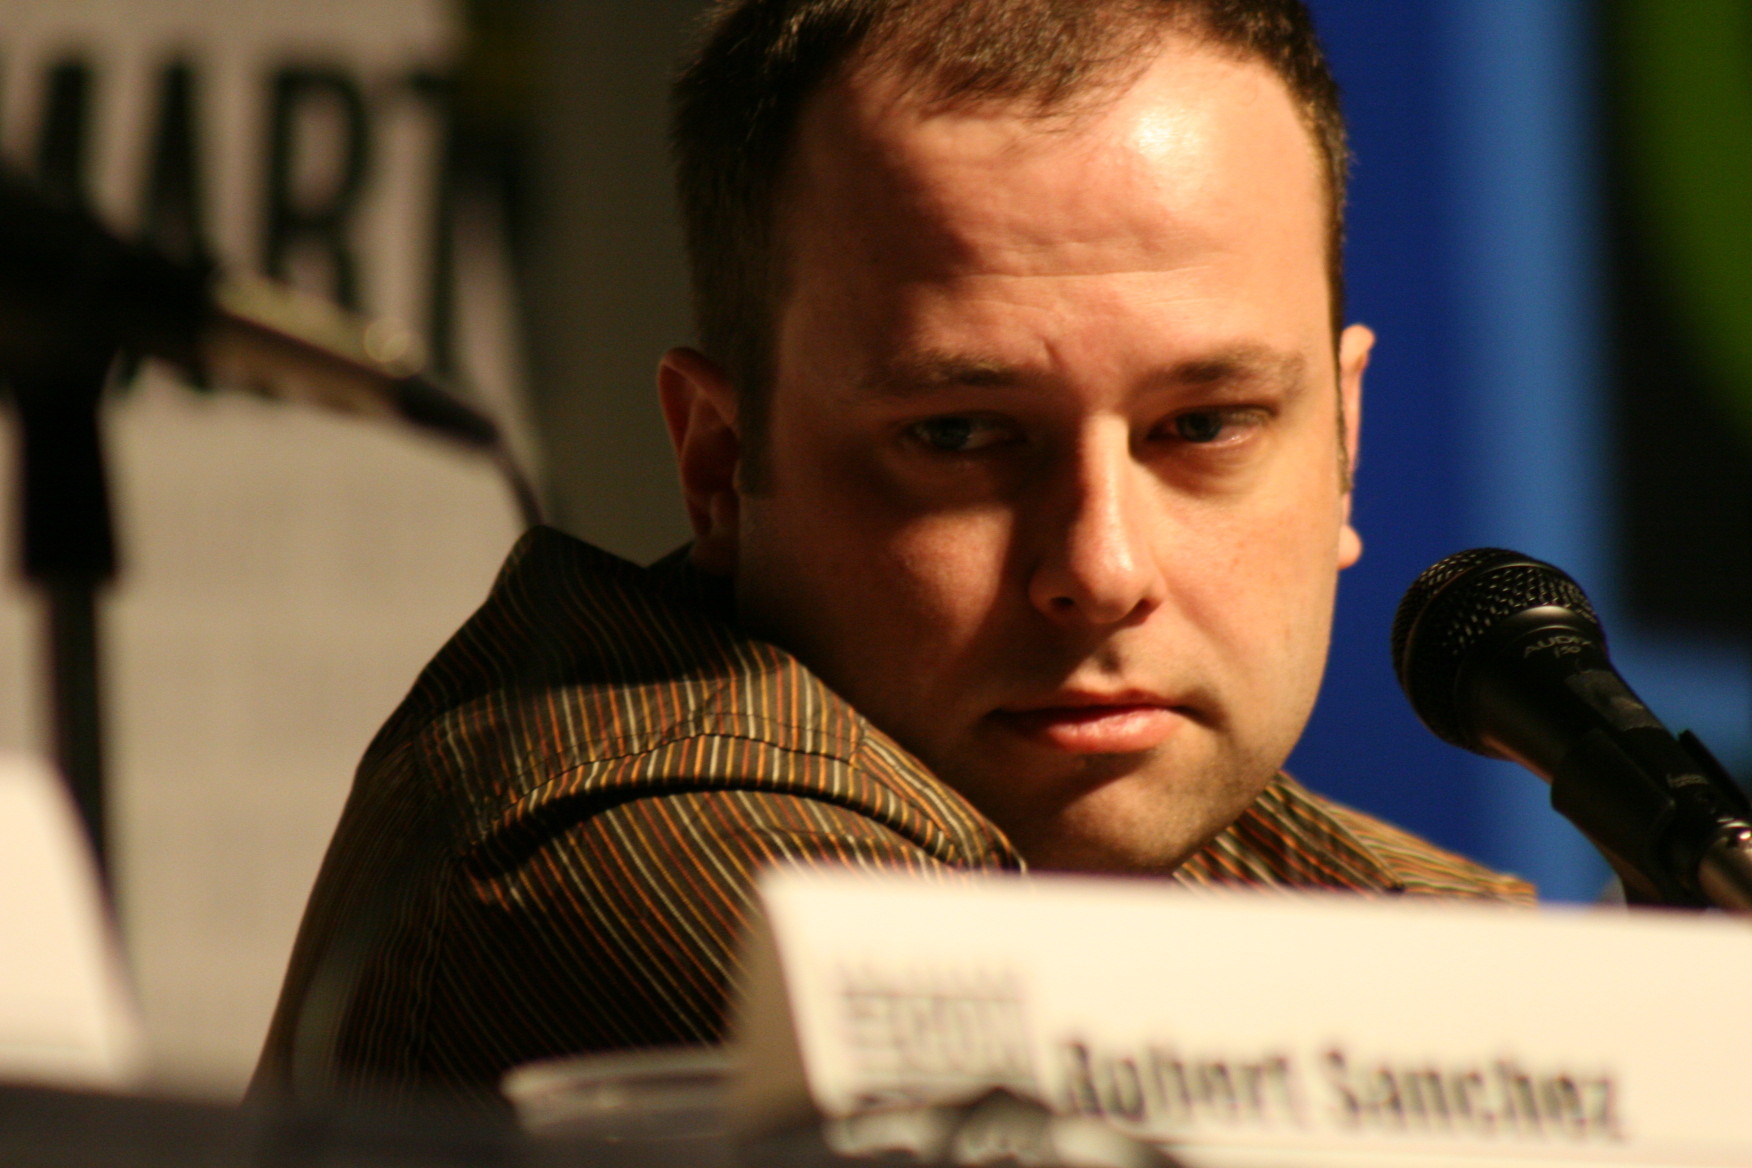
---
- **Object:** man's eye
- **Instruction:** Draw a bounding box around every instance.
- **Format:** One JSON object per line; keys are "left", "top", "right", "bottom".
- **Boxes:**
{"left": 908, "top": 416, "right": 1013, "bottom": 452}
{"left": 1168, "top": 408, "right": 1260, "bottom": 445}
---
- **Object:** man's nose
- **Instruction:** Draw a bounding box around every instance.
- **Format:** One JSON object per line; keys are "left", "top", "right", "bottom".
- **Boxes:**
{"left": 1025, "top": 429, "right": 1167, "bottom": 627}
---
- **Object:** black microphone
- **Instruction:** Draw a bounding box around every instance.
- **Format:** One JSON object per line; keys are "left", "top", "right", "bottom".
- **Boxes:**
{"left": 1392, "top": 548, "right": 1752, "bottom": 910}
{"left": 0, "top": 165, "right": 498, "bottom": 450}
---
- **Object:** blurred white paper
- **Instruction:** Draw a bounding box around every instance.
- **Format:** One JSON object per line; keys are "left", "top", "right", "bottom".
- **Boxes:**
{"left": 0, "top": 753, "right": 143, "bottom": 1090}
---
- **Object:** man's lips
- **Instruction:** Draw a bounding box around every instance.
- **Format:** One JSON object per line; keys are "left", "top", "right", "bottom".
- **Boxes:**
{"left": 989, "top": 695, "right": 1188, "bottom": 754}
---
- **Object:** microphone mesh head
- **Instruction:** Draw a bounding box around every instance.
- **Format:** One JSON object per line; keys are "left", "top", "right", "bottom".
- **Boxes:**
{"left": 1390, "top": 548, "right": 1603, "bottom": 747}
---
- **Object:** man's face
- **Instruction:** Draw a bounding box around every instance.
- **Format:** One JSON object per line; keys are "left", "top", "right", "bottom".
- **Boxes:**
{"left": 683, "top": 33, "right": 1370, "bottom": 871}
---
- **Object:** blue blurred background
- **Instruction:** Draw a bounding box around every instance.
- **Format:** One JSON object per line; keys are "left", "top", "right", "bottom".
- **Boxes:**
{"left": 1287, "top": 0, "right": 1751, "bottom": 901}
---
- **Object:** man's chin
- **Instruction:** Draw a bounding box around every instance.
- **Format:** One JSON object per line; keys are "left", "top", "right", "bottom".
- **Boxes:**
{"left": 1000, "top": 809, "right": 1221, "bottom": 876}
{"left": 995, "top": 769, "right": 1270, "bottom": 875}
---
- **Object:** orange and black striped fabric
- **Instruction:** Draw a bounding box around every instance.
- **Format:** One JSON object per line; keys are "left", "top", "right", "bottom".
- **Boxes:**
{"left": 254, "top": 526, "right": 1532, "bottom": 1109}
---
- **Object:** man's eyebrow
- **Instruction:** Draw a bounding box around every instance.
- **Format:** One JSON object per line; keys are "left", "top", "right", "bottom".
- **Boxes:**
{"left": 1163, "top": 346, "right": 1309, "bottom": 390}
{"left": 856, "top": 352, "right": 1028, "bottom": 398}
{"left": 854, "top": 345, "right": 1310, "bottom": 398}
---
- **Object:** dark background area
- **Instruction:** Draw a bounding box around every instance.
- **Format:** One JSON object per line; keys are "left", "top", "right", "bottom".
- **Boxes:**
{"left": 1599, "top": 1, "right": 1751, "bottom": 642}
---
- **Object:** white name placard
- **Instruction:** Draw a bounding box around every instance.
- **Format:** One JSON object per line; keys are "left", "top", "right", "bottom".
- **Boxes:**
{"left": 732, "top": 869, "right": 1752, "bottom": 1168}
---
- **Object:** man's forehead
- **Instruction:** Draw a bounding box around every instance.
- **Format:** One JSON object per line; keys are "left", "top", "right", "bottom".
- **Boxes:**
{"left": 801, "top": 29, "right": 1315, "bottom": 177}
{"left": 781, "top": 31, "right": 1327, "bottom": 280}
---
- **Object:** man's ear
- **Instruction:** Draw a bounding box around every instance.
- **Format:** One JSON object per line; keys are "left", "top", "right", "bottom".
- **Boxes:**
{"left": 1336, "top": 323, "right": 1373, "bottom": 571}
{"left": 658, "top": 347, "right": 741, "bottom": 575}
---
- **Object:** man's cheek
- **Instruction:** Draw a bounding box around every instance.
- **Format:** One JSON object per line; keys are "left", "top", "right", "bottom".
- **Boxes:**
{"left": 882, "top": 517, "right": 1015, "bottom": 619}
{"left": 1190, "top": 520, "right": 1332, "bottom": 663}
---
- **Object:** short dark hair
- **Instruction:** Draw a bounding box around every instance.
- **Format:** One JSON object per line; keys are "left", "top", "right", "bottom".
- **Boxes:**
{"left": 670, "top": 0, "right": 1349, "bottom": 472}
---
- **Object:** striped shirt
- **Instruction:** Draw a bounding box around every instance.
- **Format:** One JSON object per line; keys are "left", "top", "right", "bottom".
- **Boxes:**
{"left": 254, "top": 526, "right": 1532, "bottom": 1109}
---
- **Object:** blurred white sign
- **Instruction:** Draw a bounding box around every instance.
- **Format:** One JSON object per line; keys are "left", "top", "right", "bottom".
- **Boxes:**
{"left": 0, "top": 753, "right": 143, "bottom": 1090}
{"left": 736, "top": 869, "right": 1752, "bottom": 1168}
{"left": 0, "top": 0, "right": 530, "bottom": 1093}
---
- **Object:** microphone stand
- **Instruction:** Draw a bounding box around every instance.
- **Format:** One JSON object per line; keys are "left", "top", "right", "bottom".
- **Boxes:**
{"left": 1551, "top": 728, "right": 1752, "bottom": 913}
{"left": 0, "top": 168, "right": 544, "bottom": 905}
{"left": 6, "top": 333, "right": 119, "bottom": 894}
{"left": 1674, "top": 732, "right": 1752, "bottom": 912}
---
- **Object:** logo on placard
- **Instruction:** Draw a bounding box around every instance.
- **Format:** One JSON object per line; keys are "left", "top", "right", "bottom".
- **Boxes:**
{"left": 837, "top": 965, "right": 1038, "bottom": 1110}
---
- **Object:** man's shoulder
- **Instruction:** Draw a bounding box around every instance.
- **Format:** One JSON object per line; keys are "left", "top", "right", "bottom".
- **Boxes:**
{"left": 1179, "top": 775, "right": 1535, "bottom": 904}
{"left": 368, "top": 525, "right": 1017, "bottom": 867}
{"left": 1312, "top": 790, "right": 1536, "bottom": 903}
{"left": 391, "top": 526, "right": 754, "bottom": 732}
{"left": 257, "top": 528, "right": 1020, "bottom": 1107}
{"left": 385, "top": 525, "right": 835, "bottom": 761}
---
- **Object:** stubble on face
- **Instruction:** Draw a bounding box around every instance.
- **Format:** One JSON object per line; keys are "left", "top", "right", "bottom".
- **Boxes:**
{"left": 727, "top": 33, "right": 1366, "bottom": 873}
